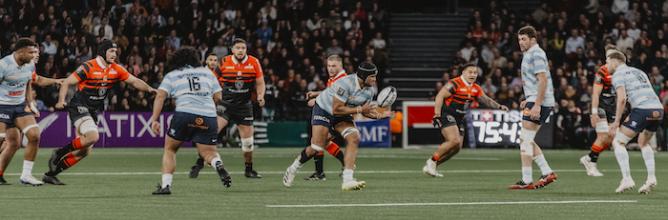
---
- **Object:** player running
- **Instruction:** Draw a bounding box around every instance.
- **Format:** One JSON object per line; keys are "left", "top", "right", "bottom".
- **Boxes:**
{"left": 188, "top": 53, "right": 220, "bottom": 178}
{"left": 510, "top": 26, "right": 558, "bottom": 190}
{"left": 0, "top": 38, "right": 49, "bottom": 186}
{"left": 43, "top": 39, "right": 156, "bottom": 185}
{"left": 0, "top": 50, "right": 62, "bottom": 185}
{"left": 150, "top": 47, "right": 231, "bottom": 195}
{"left": 282, "top": 62, "right": 388, "bottom": 191}
{"left": 303, "top": 54, "right": 347, "bottom": 181}
{"left": 606, "top": 50, "right": 662, "bottom": 194}
{"left": 423, "top": 64, "right": 508, "bottom": 177}
{"left": 189, "top": 39, "right": 265, "bottom": 179}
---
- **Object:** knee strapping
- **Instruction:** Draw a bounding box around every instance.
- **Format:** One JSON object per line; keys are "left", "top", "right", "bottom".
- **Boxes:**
{"left": 613, "top": 131, "right": 632, "bottom": 147}
{"left": 310, "top": 144, "right": 324, "bottom": 152}
{"left": 520, "top": 128, "right": 537, "bottom": 156}
{"left": 22, "top": 124, "right": 39, "bottom": 134}
{"left": 241, "top": 137, "right": 254, "bottom": 152}
{"left": 76, "top": 117, "right": 98, "bottom": 134}
{"left": 341, "top": 127, "right": 360, "bottom": 138}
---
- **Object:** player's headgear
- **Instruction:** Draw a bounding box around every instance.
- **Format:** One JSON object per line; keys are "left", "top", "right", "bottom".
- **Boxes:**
{"left": 356, "top": 62, "right": 378, "bottom": 80}
{"left": 97, "top": 40, "right": 118, "bottom": 57}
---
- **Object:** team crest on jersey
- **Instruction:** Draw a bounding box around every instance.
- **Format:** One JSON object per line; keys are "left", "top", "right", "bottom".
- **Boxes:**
{"left": 235, "top": 80, "right": 244, "bottom": 90}
{"left": 98, "top": 88, "right": 107, "bottom": 96}
{"left": 337, "top": 87, "right": 345, "bottom": 96}
{"left": 237, "top": 71, "right": 242, "bottom": 76}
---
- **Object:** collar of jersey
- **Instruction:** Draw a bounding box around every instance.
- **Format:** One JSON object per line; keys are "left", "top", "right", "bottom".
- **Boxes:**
{"left": 332, "top": 70, "right": 346, "bottom": 79}
{"left": 232, "top": 55, "right": 248, "bottom": 64}
{"left": 96, "top": 56, "right": 107, "bottom": 69}
{"left": 525, "top": 43, "right": 540, "bottom": 54}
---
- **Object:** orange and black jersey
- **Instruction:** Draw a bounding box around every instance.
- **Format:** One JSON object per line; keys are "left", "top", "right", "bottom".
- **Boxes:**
{"left": 443, "top": 77, "right": 483, "bottom": 115}
{"left": 594, "top": 65, "right": 616, "bottom": 107}
{"left": 70, "top": 57, "right": 130, "bottom": 108}
{"left": 327, "top": 71, "right": 347, "bottom": 87}
{"left": 214, "top": 55, "right": 263, "bottom": 104}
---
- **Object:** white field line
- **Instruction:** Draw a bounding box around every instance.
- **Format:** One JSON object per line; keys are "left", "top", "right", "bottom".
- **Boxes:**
{"left": 2, "top": 169, "right": 660, "bottom": 176}
{"left": 265, "top": 200, "right": 638, "bottom": 208}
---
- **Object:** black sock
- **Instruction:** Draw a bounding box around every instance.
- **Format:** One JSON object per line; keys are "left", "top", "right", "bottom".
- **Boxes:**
{"left": 314, "top": 154, "right": 324, "bottom": 174}
{"left": 45, "top": 160, "right": 68, "bottom": 176}
{"left": 245, "top": 162, "right": 253, "bottom": 172}
{"left": 195, "top": 155, "right": 205, "bottom": 167}
{"left": 298, "top": 148, "right": 314, "bottom": 164}
{"left": 334, "top": 151, "right": 345, "bottom": 166}
{"left": 589, "top": 151, "right": 600, "bottom": 163}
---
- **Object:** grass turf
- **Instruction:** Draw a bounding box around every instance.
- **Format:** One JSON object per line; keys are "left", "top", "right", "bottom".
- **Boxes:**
{"left": 0, "top": 148, "right": 666, "bottom": 219}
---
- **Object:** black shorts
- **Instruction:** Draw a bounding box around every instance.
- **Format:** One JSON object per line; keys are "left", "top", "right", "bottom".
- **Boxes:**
{"left": 311, "top": 103, "right": 354, "bottom": 131}
{"left": 67, "top": 102, "right": 100, "bottom": 126}
{"left": 438, "top": 109, "right": 465, "bottom": 136}
{"left": 522, "top": 102, "right": 554, "bottom": 125}
{"left": 622, "top": 108, "right": 664, "bottom": 133}
{"left": 218, "top": 101, "right": 253, "bottom": 126}
{"left": 0, "top": 102, "right": 33, "bottom": 128}
{"left": 168, "top": 112, "right": 219, "bottom": 145}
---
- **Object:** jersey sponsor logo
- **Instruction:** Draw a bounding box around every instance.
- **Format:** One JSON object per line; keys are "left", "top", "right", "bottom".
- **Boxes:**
{"left": 93, "top": 71, "right": 103, "bottom": 75}
{"left": 630, "top": 121, "right": 637, "bottom": 128}
{"left": 336, "top": 87, "right": 345, "bottom": 96}
{"left": 244, "top": 65, "right": 254, "bottom": 69}
{"left": 472, "top": 89, "right": 478, "bottom": 93}
{"left": 8, "top": 90, "right": 23, "bottom": 96}
{"left": 0, "top": 113, "right": 9, "bottom": 119}
{"left": 170, "top": 129, "right": 176, "bottom": 136}
{"left": 446, "top": 115, "right": 455, "bottom": 123}
{"left": 225, "top": 66, "right": 234, "bottom": 69}
{"left": 313, "top": 115, "right": 330, "bottom": 123}
{"left": 243, "top": 117, "right": 253, "bottom": 121}
{"left": 109, "top": 69, "right": 117, "bottom": 75}
{"left": 459, "top": 88, "right": 467, "bottom": 92}
{"left": 235, "top": 80, "right": 244, "bottom": 90}
{"left": 77, "top": 106, "right": 89, "bottom": 113}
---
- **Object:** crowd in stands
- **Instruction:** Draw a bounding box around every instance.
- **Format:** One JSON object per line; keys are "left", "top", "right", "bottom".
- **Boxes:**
{"left": 0, "top": 0, "right": 388, "bottom": 121}
{"left": 447, "top": 0, "right": 668, "bottom": 147}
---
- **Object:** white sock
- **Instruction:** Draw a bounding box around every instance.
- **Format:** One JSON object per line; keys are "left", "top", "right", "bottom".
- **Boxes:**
{"left": 21, "top": 160, "right": 34, "bottom": 178}
{"left": 161, "top": 174, "right": 173, "bottom": 188}
{"left": 613, "top": 144, "right": 632, "bottom": 179}
{"left": 533, "top": 154, "right": 553, "bottom": 175}
{"left": 640, "top": 146, "right": 655, "bottom": 180}
{"left": 342, "top": 169, "right": 354, "bottom": 182}
{"left": 210, "top": 154, "right": 223, "bottom": 170}
{"left": 522, "top": 166, "right": 532, "bottom": 184}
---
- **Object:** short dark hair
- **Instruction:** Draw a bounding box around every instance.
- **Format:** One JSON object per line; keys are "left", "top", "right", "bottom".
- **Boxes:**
{"left": 168, "top": 47, "right": 201, "bottom": 71}
{"left": 207, "top": 53, "right": 218, "bottom": 58}
{"left": 232, "top": 38, "right": 246, "bottom": 46}
{"left": 15, "top": 38, "right": 38, "bottom": 50}
{"left": 460, "top": 63, "right": 479, "bottom": 74}
{"left": 607, "top": 50, "right": 627, "bottom": 63}
{"left": 517, "top": 26, "right": 537, "bottom": 39}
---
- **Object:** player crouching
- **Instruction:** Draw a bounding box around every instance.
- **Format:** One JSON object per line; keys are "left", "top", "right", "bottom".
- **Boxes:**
{"left": 282, "top": 62, "right": 389, "bottom": 191}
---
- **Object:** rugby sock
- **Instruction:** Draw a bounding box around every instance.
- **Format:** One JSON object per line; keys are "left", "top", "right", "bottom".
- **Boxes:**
{"left": 342, "top": 169, "right": 354, "bottom": 182}
{"left": 161, "top": 174, "right": 173, "bottom": 188}
{"left": 46, "top": 153, "right": 80, "bottom": 176}
{"left": 326, "top": 142, "right": 345, "bottom": 165}
{"left": 613, "top": 144, "right": 632, "bottom": 179}
{"left": 431, "top": 153, "right": 440, "bottom": 162}
{"left": 522, "top": 166, "right": 533, "bottom": 184}
{"left": 21, "top": 160, "right": 34, "bottom": 178}
{"left": 640, "top": 146, "right": 655, "bottom": 180}
{"left": 54, "top": 137, "right": 83, "bottom": 159}
{"left": 589, "top": 143, "right": 607, "bottom": 162}
{"left": 533, "top": 154, "right": 553, "bottom": 175}
{"left": 298, "top": 148, "right": 313, "bottom": 164}
{"left": 314, "top": 153, "right": 324, "bottom": 174}
{"left": 195, "top": 154, "right": 205, "bottom": 167}
{"left": 245, "top": 162, "right": 253, "bottom": 172}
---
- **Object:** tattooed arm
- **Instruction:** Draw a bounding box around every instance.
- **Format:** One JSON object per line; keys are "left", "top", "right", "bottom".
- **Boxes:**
{"left": 477, "top": 92, "right": 509, "bottom": 111}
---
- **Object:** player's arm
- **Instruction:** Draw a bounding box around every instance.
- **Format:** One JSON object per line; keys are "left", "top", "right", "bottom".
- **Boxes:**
{"left": 213, "top": 91, "right": 223, "bottom": 104}
{"left": 362, "top": 105, "right": 390, "bottom": 119}
{"left": 432, "top": 82, "right": 453, "bottom": 128}
{"left": 33, "top": 75, "right": 63, "bottom": 87}
{"left": 534, "top": 72, "right": 547, "bottom": 106}
{"left": 612, "top": 86, "right": 626, "bottom": 126}
{"left": 24, "top": 81, "right": 40, "bottom": 117}
{"left": 434, "top": 82, "right": 453, "bottom": 117}
{"left": 125, "top": 75, "right": 157, "bottom": 94}
{"left": 56, "top": 73, "right": 81, "bottom": 109}
{"left": 307, "top": 90, "right": 321, "bottom": 99}
{"left": 332, "top": 96, "right": 371, "bottom": 115}
{"left": 149, "top": 89, "right": 167, "bottom": 134}
{"left": 477, "top": 92, "right": 508, "bottom": 111}
{"left": 590, "top": 74, "right": 604, "bottom": 124}
{"left": 255, "top": 76, "right": 266, "bottom": 107}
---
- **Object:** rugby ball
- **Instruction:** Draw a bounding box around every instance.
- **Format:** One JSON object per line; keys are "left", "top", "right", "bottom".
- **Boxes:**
{"left": 376, "top": 86, "right": 397, "bottom": 107}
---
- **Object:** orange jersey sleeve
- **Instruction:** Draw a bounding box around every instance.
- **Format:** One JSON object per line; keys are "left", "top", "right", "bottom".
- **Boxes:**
{"left": 250, "top": 56, "right": 263, "bottom": 78}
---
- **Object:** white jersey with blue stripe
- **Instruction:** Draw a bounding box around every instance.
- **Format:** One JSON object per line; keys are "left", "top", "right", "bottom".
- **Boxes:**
{"left": 611, "top": 64, "right": 662, "bottom": 109}
{"left": 521, "top": 44, "right": 555, "bottom": 107}
{"left": 0, "top": 54, "right": 35, "bottom": 105}
{"left": 159, "top": 66, "right": 222, "bottom": 117}
{"left": 315, "top": 74, "right": 377, "bottom": 115}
